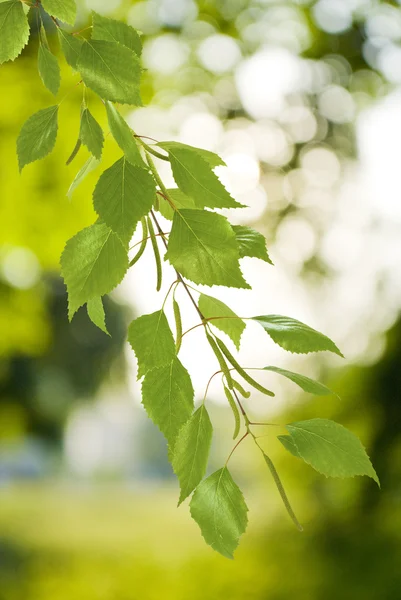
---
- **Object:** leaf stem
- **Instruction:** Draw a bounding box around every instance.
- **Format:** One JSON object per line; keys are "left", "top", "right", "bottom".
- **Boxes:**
{"left": 225, "top": 432, "right": 249, "bottom": 466}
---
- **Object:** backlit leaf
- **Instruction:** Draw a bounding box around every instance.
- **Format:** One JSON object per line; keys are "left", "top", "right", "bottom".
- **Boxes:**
{"left": 17, "top": 106, "right": 58, "bottom": 171}
{"left": 158, "top": 142, "right": 242, "bottom": 210}
{"left": 41, "top": 0, "right": 76, "bottom": 25}
{"left": 286, "top": 419, "right": 379, "bottom": 485}
{"left": 0, "top": 0, "right": 30, "bottom": 64}
{"left": 252, "top": 315, "right": 343, "bottom": 357}
{"left": 77, "top": 40, "right": 142, "bottom": 105}
{"left": 38, "top": 43, "right": 60, "bottom": 95}
{"left": 172, "top": 405, "right": 213, "bottom": 504}
{"left": 233, "top": 225, "right": 273, "bottom": 265}
{"left": 199, "top": 293, "right": 245, "bottom": 350}
{"left": 128, "top": 310, "right": 176, "bottom": 379}
{"left": 263, "top": 366, "right": 337, "bottom": 397}
{"left": 141, "top": 357, "right": 194, "bottom": 445}
{"left": 87, "top": 297, "right": 109, "bottom": 335}
{"left": 105, "top": 102, "right": 145, "bottom": 167}
{"left": 166, "top": 209, "right": 250, "bottom": 289}
{"left": 92, "top": 11, "right": 142, "bottom": 56}
{"left": 58, "top": 29, "right": 82, "bottom": 70}
{"left": 93, "top": 157, "right": 155, "bottom": 245}
{"left": 190, "top": 467, "right": 248, "bottom": 558}
{"left": 157, "top": 188, "right": 195, "bottom": 221}
{"left": 61, "top": 222, "right": 128, "bottom": 319}
{"left": 79, "top": 108, "right": 104, "bottom": 159}
{"left": 67, "top": 156, "right": 100, "bottom": 199}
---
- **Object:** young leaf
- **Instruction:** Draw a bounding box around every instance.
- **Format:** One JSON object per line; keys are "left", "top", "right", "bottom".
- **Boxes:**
{"left": 172, "top": 405, "right": 213, "bottom": 504}
{"left": 141, "top": 357, "right": 194, "bottom": 445}
{"left": 232, "top": 225, "right": 273, "bottom": 265}
{"left": 67, "top": 156, "right": 100, "bottom": 199}
{"left": 128, "top": 310, "right": 176, "bottom": 379}
{"left": 166, "top": 209, "right": 250, "bottom": 289}
{"left": 278, "top": 435, "right": 301, "bottom": 458}
{"left": 58, "top": 29, "right": 82, "bottom": 70}
{"left": 41, "top": 0, "right": 76, "bottom": 25}
{"left": 157, "top": 188, "right": 195, "bottom": 221}
{"left": 0, "top": 0, "right": 30, "bottom": 64}
{"left": 79, "top": 108, "right": 104, "bottom": 160}
{"left": 61, "top": 222, "right": 128, "bottom": 319}
{"left": 263, "top": 366, "right": 337, "bottom": 397}
{"left": 198, "top": 294, "right": 245, "bottom": 350}
{"left": 190, "top": 467, "right": 248, "bottom": 559}
{"left": 17, "top": 106, "right": 58, "bottom": 171}
{"left": 38, "top": 43, "right": 60, "bottom": 96}
{"left": 252, "top": 315, "right": 343, "bottom": 357}
{"left": 87, "top": 296, "right": 109, "bottom": 336}
{"left": 286, "top": 419, "right": 380, "bottom": 485}
{"left": 92, "top": 11, "right": 142, "bottom": 56}
{"left": 77, "top": 40, "right": 142, "bottom": 105}
{"left": 93, "top": 158, "right": 155, "bottom": 245}
{"left": 105, "top": 102, "right": 145, "bottom": 167}
{"left": 158, "top": 142, "right": 243, "bottom": 210}
{"left": 223, "top": 385, "right": 241, "bottom": 439}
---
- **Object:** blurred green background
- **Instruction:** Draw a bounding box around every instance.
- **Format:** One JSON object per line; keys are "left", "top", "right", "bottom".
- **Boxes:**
{"left": 1, "top": 0, "right": 401, "bottom": 598}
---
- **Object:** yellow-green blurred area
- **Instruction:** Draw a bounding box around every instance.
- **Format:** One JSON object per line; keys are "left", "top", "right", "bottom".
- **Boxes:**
{"left": 1, "top": 0, "right": 401, "bottom": 598}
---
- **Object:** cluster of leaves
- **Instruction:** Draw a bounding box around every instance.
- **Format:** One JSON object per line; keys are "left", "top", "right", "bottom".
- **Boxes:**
{"left": 1, "top": 0, "right": 379, "bottom": 558}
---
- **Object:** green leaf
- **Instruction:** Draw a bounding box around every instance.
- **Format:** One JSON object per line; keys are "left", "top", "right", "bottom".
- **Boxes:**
{"left": 41, "top": 0, "right": 76, "bottom": 25}
{"left": 252, "top": 315, "right": 343, "bottom": 357}
{"left": 92, "top": 11, "right": 142, "bottom": 56}
{"left": 79, "top": 108, "right": 104, "bottom": 160}
{"left": 77, "top": 40, "right": 142, "bottom": 105}
{"left": 199, "top": 293, "right": 245, "bottom": 350}
{"left": 190, "top": 467, "right": 248, "bottom": 559}
{"left": 38, "top": 42, "right": 60, "bottom": 96}
{"left": 233, "top": 225, "right": 273, "bottom": 265}
{"left": 166, "top": 209, "right": 250, "bottom": 289}
{"left": 0, "top": 0, "right": 30, "bottom": 64}
{"left": 128, "top": 310, "right": 176, "bottom": 379}
{"left": 158, "top": 142, "right": 242, "bottom": 210}
{"left": 17, "top": 106, "right": 58, "bottom": 171}
{"left": 278, "top": 435, "right": 301, "bottom": 458}
{"left": 141, "top": 357, "right": 194, "bottom": 445}
{"left": 58, "top": 29, "right": 82, "bottom": 70}
{"left": 263, "top": 366, "right": 337, "bottom": 397}
{"left": 67, "top": 156, "right": 100, "bottom": 199}
{"left": 61, "top": 222, "right": 128, "bottom": 319}
{"left": 87, "top": 296, "right": 109, "bottom": 336}
{"left": 286, "top": 419, "right": 379, "bottom": 485}
{"left": 172, "top": 405, "right": 213, "bottom": 505}
{"left": 157, "top": 188, "right": 195, "bottom": 221}
{"left": 105, "top": 102, "right": 145, "bottom": 167}
{"left": 158, "top": 141, "right": 225, "bottom": 168}
{"left": 93, "top": 157, "right": 155, "bottom": 245}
